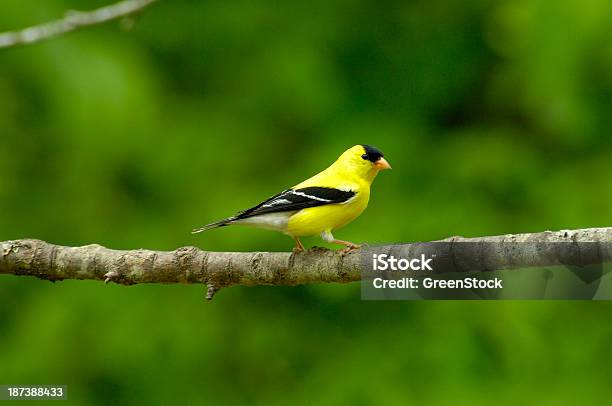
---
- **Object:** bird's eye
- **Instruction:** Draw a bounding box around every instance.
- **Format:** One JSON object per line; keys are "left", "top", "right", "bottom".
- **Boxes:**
{"left": 361, "top": 153, "right": 369, "bottom": 160}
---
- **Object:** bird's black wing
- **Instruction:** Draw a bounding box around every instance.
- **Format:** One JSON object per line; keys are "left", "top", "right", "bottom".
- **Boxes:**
{"left": 235, "top": 187, "right": 356, "bottom": 219}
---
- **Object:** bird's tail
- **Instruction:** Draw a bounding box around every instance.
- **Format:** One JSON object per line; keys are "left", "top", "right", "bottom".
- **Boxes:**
{"left": 191, "top": 217, "right": 237, "bottom": 234}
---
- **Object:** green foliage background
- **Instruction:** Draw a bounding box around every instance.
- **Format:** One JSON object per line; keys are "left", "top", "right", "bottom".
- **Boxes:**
{"left": 1, "top": 0, "right": 611, "bottom": 404}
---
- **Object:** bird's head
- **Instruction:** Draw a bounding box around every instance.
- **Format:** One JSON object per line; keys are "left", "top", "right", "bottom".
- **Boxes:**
{"left": 333, "top": 145, "right": 391, "bottom": 182}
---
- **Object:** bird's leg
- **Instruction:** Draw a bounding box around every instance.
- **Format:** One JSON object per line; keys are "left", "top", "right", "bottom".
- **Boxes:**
{"left": 335, "top": 240, "right": 362, "bottom": 254}
{"left": 292, "top": 236, "right": 305, "bottom": 253}
{"left": 335, "top": 239, "right": 362, "bottom": 251}
{"left": 321, "top": 231, "right": 361, "bottom": 253}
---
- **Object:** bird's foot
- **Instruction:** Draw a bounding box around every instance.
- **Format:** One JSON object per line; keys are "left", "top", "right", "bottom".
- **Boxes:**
{"left": 104, "top": 270, "right": 119, "bottom": 284}
{"left": 292, "top": 246, "right": 305, "bottom": 254}
{"left": 339, "top": 242, "right": 361, "bottom": 254}
{"left": 320, "top": 231, "right": 361, "bottom": 254}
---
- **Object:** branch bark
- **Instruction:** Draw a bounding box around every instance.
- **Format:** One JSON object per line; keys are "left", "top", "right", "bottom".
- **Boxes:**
{"left": 0, "top": 0, "right": 159, "bottom": 49}
{"left": 2, "top": 227, "right": 612, "bottom": 299}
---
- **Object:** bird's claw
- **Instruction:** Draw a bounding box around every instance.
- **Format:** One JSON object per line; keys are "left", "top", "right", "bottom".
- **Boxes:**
{"left": 104, "top": 270, "right": 118, "bottom": 284}
{"left": 340, "top": 243, "right": 361, "bottom": 254}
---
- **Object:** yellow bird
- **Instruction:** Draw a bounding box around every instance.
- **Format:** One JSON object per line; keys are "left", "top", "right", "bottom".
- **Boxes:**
{"left": 192, "top": 145, "right": 391, "bottom": 252}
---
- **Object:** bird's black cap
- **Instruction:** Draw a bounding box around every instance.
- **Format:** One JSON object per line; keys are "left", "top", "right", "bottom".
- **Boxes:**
{"left": 361, "top": 145, "right": 384, "bottom": 163}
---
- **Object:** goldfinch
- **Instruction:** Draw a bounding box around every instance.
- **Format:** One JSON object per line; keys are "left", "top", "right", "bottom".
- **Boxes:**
{"left": 192, "top": 145, "right": 391, "bottom": 252}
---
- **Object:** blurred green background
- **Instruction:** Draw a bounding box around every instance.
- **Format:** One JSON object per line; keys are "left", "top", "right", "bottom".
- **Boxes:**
{"left": 1, "top": 0, "right": 612, "bottom": 404}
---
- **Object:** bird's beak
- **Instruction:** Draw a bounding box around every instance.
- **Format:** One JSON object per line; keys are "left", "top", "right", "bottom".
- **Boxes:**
{"left": 375, "top": 157, "right": 392, "bottom": 170}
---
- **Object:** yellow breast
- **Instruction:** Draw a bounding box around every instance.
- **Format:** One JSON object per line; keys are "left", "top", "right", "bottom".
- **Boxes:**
{"left": 286, "top": 187, "right": 370, "bottom": 237}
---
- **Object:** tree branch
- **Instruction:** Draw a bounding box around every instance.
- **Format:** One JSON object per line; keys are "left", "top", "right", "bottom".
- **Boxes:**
{"left": 2, "top": 227, "right": 612, "bottom": 299}
{"left": 0, "top": 0, "right": 159, "bottom": 49}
